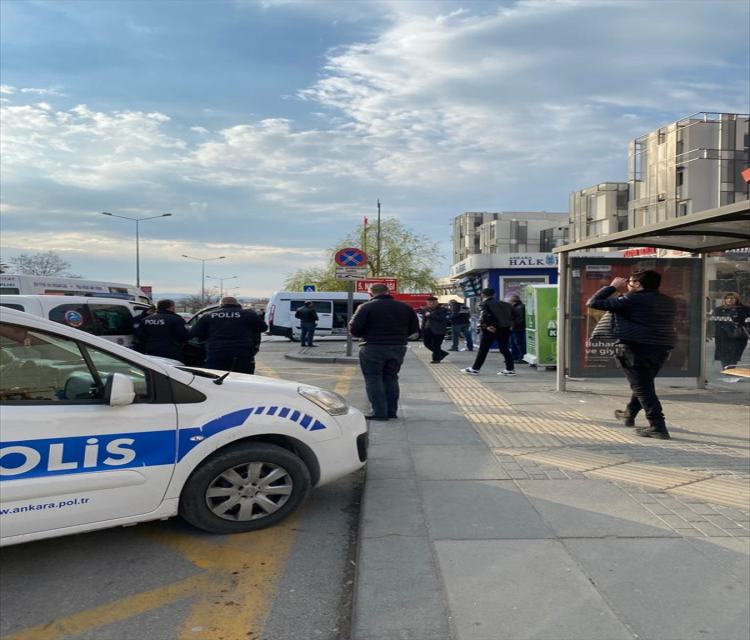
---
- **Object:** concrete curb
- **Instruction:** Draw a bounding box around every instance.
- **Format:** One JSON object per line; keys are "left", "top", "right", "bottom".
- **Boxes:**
{"left": 284, "top": 351, "right": 359, "bottom": 364}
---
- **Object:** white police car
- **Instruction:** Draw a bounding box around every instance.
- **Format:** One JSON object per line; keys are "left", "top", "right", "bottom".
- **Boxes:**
{"left": 0, "top": 307, "right": 368, "bottom": 547}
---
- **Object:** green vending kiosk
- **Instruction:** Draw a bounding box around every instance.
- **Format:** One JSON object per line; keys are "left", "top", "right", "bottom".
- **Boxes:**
{"left": 524, "top": 284, "right": 558, "bottom": 367}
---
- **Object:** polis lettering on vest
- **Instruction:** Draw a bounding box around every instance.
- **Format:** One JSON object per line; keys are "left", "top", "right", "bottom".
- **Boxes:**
{"left": 145, "top": 319, "right": 166, "bottom": 325}
{"left": 211, "top": 312, "right": 242, "bottom": 319}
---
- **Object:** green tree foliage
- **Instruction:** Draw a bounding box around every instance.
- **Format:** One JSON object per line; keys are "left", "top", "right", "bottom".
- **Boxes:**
{"left": 9, "top": 251, "right": 82, "bottom": 277}
{"left": 284, "top": 218, "right": 441, "bottom": 293}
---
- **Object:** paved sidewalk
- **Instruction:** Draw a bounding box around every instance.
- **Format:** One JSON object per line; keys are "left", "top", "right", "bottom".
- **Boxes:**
{"left": 295, "top": 343, "right": 750, "bottom": 640}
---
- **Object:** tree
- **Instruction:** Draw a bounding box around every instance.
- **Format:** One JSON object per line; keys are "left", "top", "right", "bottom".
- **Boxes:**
{"left": 9, "top": 251, "right": 82, "bottom": 278}
{"left": 284, "top": 218, "right": 442, "bottom": 292}
{"left": 178, "top": 291, "right": 222, "bottom": 314}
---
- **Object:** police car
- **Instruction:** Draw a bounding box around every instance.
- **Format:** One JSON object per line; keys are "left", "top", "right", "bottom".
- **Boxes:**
{"left": 0, "top": 308, "right": 368, "bottom": 547}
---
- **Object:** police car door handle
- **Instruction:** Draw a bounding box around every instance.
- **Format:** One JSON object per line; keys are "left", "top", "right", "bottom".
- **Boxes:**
{"left": 189, "top": 435, "right": 205, "bottom": 442}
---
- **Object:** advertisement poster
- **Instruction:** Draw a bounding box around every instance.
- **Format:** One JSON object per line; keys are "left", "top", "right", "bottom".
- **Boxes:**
{"left": 569, "top": 258, "right": 701, "bottom": 378}
{"left": 525, "top": 285, "right": 558, "bottom": 366}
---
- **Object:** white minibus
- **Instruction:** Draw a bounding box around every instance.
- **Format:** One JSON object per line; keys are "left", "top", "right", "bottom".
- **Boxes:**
{"left": 265, "top": 291, "right": 370, "bottom": 340}
{"left": 0, "top": 274, "right": 151, "bottom": 304}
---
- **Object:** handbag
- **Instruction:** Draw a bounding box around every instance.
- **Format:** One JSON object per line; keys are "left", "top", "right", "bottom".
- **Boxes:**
{"left": 590, "top": 311, "right": 616, "bottom": 339}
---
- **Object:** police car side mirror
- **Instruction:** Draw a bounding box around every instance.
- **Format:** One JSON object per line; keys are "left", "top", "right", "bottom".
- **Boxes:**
{"left": 103, "top": 373, "right": 136, "bottom": 406}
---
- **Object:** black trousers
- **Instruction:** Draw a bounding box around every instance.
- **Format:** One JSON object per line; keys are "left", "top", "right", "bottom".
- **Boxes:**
{"left": 616, "top": 345, "right": 670, "bottom": 428}
{"left": 471, "top": 328, "right": 514, "bottom": 372}
{"left": 423, "top": 329, "right": 445, "bottom": 361}
{"left": 205, "top": 346, "right": 256, "bottom": 374}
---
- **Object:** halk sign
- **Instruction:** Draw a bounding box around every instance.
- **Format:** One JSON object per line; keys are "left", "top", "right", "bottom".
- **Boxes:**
{"left": 356, "top": 278, "right": 398, "bottom": 293}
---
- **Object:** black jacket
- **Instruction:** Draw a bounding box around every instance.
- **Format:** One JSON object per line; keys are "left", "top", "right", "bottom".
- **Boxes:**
{"left": 423, "top": 305, "right": 449, "bottom": 334}
{"left": 511, "top": 302, "right": 526, "bottom": 331}
{"left": 135, "top": 310, "right": 190, "bottom": 356}
{"left": 587, "top": 286, "right": 676, "bottom": 348}
{"left": 450, "top": 304, "right": 471, "bottom": 326}
{"left": 189, "top": 304, "right": 268, "bottom": 353}
{"left": 349, "top": 295, "right": 420, "bottom": 345}
{"left": 295, "top": 306, "right": 319, "bottom": 323}
{"left": 479, "top": 298, "right": 516, "bottom": 330}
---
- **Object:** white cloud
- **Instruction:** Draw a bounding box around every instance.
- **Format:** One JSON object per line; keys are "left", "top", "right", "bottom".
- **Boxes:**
{"left": 0, "top": 85, "right": 17, "bottom": 94}
{"left": 20, "top": 86, "right": 68, "bottom": 97}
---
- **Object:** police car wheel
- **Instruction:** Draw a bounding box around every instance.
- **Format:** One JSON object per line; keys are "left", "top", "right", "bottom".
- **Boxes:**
{"left": 179, "top": 443, "right": 311, "bottom": 534}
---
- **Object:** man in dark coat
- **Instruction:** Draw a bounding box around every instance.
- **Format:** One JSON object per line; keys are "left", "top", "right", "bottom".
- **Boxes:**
{"left": 587, "top": 269, "right": 676, "bottom": 439}
{"left": 449, "top": 300, "right": 473, "bottom": 352}
{"left": 460, "top": 288, "right": 516, "bottom": 376}
{"left": 295, "top": 301, "right": 319, "bottom": 347}
{"left": 422, "top": 296, "right": 450, "bottom": 363}
{"left": 349, "top": 283, "right": 420, "bottom": 421}
{"left": 508, "top": 295, "right": 527, "bottom": 363}
{"left": 135, "top": 299, "right": 190, "bottom": 361}
{"left": 189, "top": 296, "right": 268, "bottom": 374}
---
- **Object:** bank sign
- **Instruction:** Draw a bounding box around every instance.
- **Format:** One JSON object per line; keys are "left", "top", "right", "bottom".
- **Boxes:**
{"left": 451, "top": 253, "right": 558, "bottom": 277}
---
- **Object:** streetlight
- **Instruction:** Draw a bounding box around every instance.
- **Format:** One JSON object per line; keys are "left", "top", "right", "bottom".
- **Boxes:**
{"left": 182, "top": 254, "right": 225, "bottom": 304}
{"left": 205, "top": 275, "right": 238, "bottom": 297}
{"left": 101, "top": 212, "right": 172, "bottom": 288}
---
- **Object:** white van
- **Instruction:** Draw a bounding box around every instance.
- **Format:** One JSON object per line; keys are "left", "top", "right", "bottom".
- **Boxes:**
{"left": 0, "top": 307, "right": 367, "bottom": 546}
{"left": 0, "top": 295, "right": 151, "bottom": 347}
{"left": 0, "top": 274, "right": 151, "bottom": 304}
{"left": 266, "top": 292, "right": 370, "bottom": 340}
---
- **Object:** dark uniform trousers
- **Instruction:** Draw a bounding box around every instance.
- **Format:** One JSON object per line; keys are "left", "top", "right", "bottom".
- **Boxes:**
{"left": 206, "top": 346, "right": 257, "bottom": 375}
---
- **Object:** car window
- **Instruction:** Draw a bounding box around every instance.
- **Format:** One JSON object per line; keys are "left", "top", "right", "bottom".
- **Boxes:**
{"left": 89, "top": 304, "right": 134, "bottom": 336}
{"left": 290, "top": 301, "right": 332, "bottom": 313}
{"left": 48, "top": 304, "right": 97, "bottom": 334}
{"left": 0, "top": 323, "right": 149, "bottom": 403}
{"left": 0, "top": 287, "right": 21, "bottom": 295}
{"left": 0, "top": 303, "right": 25, "bottom": 312}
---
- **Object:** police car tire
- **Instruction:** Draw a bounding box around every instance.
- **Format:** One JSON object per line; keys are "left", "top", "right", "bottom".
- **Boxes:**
{"left": 179, "top": 443, "right": 312, "bottom": 534}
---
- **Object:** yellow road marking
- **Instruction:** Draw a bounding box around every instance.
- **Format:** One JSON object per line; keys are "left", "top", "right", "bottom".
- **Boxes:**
{"left": 333, "top": 366, "right": 356, "bottom": 397}
{"left": 255, "top": 361, "right": 279, "bottom": 378}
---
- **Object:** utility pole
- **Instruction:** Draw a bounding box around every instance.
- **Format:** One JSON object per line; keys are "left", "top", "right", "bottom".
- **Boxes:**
{"left": 376, "top": 199, "right": 381, "bottom": 276}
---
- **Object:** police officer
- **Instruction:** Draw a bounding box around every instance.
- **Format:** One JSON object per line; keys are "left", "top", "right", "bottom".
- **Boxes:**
{"left": 189, "top": 296, "right": 268, "bottom": 374}
{"left": 135, "top": 299, "right": 190, "bottom": 360}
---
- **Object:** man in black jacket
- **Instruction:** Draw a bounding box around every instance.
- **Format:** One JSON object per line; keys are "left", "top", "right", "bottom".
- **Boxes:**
{"left": 189, "top": 296, "right": 268, "bottom": 374}
{"left": 449, "top": 300, "right": 473, "bottom": 352}
{"left": 508, "top": 295, "right": 527, "bottom": 363}
{"left": 587, "top": 269, "right": 676, "bottom": 439}
{"left": 422, "top": 297, "right": 449, "bottom": 363}
{"left": 295, "top": 301, "right": 319, "bottom": 347}
{"left": 349, "top": 283, "right": 420, "bottom": 421}
{"left": 460, "top": 288, "right": 516, "bottom": 376}
{"left": 135, "top": 299, "right": 190, "bottom": 361}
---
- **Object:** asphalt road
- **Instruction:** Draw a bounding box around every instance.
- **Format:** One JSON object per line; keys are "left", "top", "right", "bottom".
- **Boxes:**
{"left": 0, "top": 340, "right": 368, "bottom": 640}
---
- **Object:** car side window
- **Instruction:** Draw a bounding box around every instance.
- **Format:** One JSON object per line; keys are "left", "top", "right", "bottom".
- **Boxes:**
{"left": 0, "top": 323, "right": 150, "bottom": 403}
{"left": 48, "top": 304, "right": 97, "bottom": 334}
{"left": 89, "top": 304, "right": 134, "bottom": 336}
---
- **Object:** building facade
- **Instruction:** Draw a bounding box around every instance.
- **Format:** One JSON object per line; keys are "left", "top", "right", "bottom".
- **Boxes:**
{"left": 568, "top": 182, "right": 629, "bottom": 244}
{"left": 628, "top": 112, "right": 749, "bottom": 227}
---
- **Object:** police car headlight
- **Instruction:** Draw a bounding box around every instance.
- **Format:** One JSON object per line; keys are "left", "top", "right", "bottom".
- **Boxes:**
{"left": 298, "top": 387, "right": 350, "bottom": 416}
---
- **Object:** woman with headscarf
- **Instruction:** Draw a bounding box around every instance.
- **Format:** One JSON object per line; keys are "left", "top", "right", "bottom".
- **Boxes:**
{"left": 710, "top": 292, "right": 750, "bottom": 370}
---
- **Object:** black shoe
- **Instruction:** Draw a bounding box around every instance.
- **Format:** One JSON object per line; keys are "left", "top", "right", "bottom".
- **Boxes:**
{"left": 635, "top": 427, "right": 670, "bottom": 440}
{"left": 614, "top": 410, "right": 636, "bottom": 427}
{"left": 448, "top": 347, "right": 458, "bottom": 351}
{"left": 388, "top": 414, "right": 398, "bottom": 419}
{"left": 430, "top": 360, "right": 440, "bottom": 364}
{"left": 364, "top": 413, "right": 389, "bottom": 421}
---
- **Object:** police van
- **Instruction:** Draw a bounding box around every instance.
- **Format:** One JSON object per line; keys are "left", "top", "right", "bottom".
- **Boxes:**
{"left": 0, "top": 307, "right": 368, "bottom": 547}
{"left": 265, "top": 291, "right": 370, "bottom": 341}
{"left": 0, "top": 295, "right": 152, "bottom": 347}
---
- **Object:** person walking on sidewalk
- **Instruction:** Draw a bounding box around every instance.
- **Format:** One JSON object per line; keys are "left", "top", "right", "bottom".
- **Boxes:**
{"left": 587, "top": 269, "right": 676, "bottom": 440}
{"left": 295, "top": 300, "right": 319, "bottom": 347}
{"left": 349, "top": 283, "right": 419, "bottom": 421}
{"left": 422, "top": 296, "right": 450, "bottom": 363}
{"left": 508, "top": 295, "right": 527, "bottom": 363}
{"left": 460, "top": 288, "right": 516, "bottom": 376}
{"left": 449, "top": 300, "right": 473, "bottom": 352}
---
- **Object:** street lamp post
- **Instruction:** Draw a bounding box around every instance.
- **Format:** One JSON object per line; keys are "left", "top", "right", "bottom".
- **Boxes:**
{"left": 205, "top": 275, "right": 238, "bottom": 298}
{"left": 182, "top": 255, "right": 226, "bottom": 304}
{"left": 101, "top": 212, "right": 172, "bottom": 288}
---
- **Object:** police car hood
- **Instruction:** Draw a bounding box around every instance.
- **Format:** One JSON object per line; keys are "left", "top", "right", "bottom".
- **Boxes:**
{"left": 176, "top": 366, "right": 302, "bottom": 392}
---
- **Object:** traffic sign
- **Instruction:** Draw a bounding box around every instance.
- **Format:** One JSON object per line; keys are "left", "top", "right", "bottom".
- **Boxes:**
{"left": 334, "top": 247, "right": 367, "bottom": 268}
{"left": 302, "top": 283, "right": 317, "bottom": 292}
{"left": 335, "top": 267, "right": 368, "bottom": 280}
{"left": 356, "top": 278, "right": 398, "bottom": 294}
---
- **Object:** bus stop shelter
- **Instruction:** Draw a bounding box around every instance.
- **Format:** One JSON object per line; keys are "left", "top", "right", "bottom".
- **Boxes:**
{"left": 552, "top": 199, "right": 750, "bottom": 391}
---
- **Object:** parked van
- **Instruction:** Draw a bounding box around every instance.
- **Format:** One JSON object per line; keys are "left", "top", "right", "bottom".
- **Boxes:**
{"left": 0, "top": 295, "right": 151, "bottom": 347}
{"left": 0, "top": 307, "right": 367, "bottom": 546}
{"left": 265, "top": 292, "right": 370, "bottom": 340}
{"left": 0, "top": 274, "right": 151, "bottom": 304}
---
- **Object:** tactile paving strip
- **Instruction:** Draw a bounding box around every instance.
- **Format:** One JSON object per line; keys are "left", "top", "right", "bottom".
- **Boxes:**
{"left": 520, "top": 448, "right": 628, "bottom": 472}
{"left": 474, "top": 425, "right": 564, "bottom": 448}
{"left": 668, "top": 478, "right": 750, "bottom": 511}
{"left": 587, "top": 463, "right": 706, "bottom": 490}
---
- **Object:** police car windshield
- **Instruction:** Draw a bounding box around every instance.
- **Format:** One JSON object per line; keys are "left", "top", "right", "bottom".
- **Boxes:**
{"left": 175, "top": 367, "right": 221, "bottom": 379}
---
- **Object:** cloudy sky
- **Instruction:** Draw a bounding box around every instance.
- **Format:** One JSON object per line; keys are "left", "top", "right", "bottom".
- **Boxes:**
{"left": 1, "top": 0, "right": 748, "bottom": 297}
